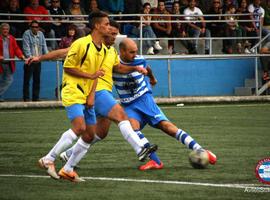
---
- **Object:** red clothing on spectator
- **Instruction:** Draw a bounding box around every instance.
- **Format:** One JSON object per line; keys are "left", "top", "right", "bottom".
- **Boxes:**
{"left": 0, "top": 35, "right": 24, "bottom": 74}
{"left": 23, "top": 5, "right": 50, "bottom": 21}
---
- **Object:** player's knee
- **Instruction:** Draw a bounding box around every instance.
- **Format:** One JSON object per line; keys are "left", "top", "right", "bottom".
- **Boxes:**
{"left": 109, "top": 105, "right": 128, "bottom": 122}
{"left": 73, "top": 124, "right": 86, "bottom": 135}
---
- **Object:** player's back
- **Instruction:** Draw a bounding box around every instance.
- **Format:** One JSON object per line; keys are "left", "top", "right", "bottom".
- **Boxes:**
{"left": 113, "top": 55, "right": 151, "bottom": 104}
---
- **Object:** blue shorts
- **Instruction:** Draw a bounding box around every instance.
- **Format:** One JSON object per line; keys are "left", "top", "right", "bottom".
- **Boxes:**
{"left": 122, "top": 93, "right": 169, "bottom": 130}
{"left": 65, "top": 104, "right": 96, "bottom": 125}
{"left": 95, "top": 90, "right": 117, "bottom": 117}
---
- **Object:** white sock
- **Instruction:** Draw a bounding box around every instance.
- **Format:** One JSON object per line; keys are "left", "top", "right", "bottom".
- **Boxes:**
{"left": 45, "top": 129, "right": 78, "bottom": 162}
{"left": 118, "top": 120, "right": 143, "bottom": 154}
{"left": 64, "top": 137, "right": 90, "bottom": 172}
{"left": 64, "top": 134, "right": 101, "bottom": 159}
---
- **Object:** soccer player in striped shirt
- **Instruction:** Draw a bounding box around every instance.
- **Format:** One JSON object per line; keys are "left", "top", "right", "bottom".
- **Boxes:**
{"left": 113, "top": 38, "right": 217, "bottom": 170}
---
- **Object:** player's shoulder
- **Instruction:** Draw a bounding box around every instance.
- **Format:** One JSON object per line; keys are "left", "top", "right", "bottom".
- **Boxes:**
{"left": 72, "top": 35, "right": 92, "bottom": 46}
{"left": 134, "top": 55, "right": 145, "bottom": 61}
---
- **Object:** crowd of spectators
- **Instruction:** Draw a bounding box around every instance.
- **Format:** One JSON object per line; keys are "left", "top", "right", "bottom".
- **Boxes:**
{"left": 0, "top": 0, "right": 270, "bottom": 101}
{"left": 0, "top": 0, "right": 270, "bottom": 55}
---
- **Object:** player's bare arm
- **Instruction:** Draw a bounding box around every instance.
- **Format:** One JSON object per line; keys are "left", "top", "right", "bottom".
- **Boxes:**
{"left": 113, "top": 63, "right": 148, "bottom": 75}
{"left": 26, "top": 48, "right": 70, "bottom": 65}
{"left": 64, "top": 68, "right": 105, "bottom": 79}
{"left": 146, "top": 65, "right": 157, "bottom": 86}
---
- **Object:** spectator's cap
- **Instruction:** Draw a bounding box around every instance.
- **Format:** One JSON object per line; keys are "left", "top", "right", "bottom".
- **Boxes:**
{"left": 88, "top": 10, "right": 109, "bottom": 30}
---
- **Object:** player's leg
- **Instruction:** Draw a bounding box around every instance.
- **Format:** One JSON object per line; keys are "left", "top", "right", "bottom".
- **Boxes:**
{"left": 60, "top": 117, "right": 111, "bottom": 162}
{"left": 134, "top": 93, "right": 216, "bottom": 165}
{"left": 95, "top": 90, "right": 157, "bottom": 161}
{"left": 38, "top": 104, "right": 86, "bottom": 179}
{"left": 58, "top": 107, "right": 97, "bottom": 182}
{"left": 128, "top": 117, "right": 163, "bottom": 171}
{"left": 157, "top": 120, "right": 216, "bottom": 165}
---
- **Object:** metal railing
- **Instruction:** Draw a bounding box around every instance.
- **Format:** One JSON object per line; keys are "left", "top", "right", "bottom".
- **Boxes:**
{"left": 0, "top": 12, "right": 269, "bottom": 97}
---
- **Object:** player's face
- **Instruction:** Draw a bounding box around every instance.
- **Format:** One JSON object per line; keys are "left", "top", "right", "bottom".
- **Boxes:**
{"left": 104, "top": 26, "right": 119, "bottom": 46}
{"left": 97, "top": 17, "right": 110, "bottom": 37}
{"left": 122, "top": 44, "right": 138, "bottom": 62}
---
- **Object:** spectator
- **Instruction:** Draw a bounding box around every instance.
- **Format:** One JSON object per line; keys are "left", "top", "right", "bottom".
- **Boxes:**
{"left": 171, "top": 1, "right": 188, "bottom": 52}
{"left": 222, "top": 0, "right": 238, "bottom": 14}
{"left": 164, "top": 0, "right": 175, "bottom": 12}
{"left": 65, "top": 0, "right": 90, "bottom": 37}
{"left": 223, "top": 4, "right": 243, "bottom": 53}
{"left": 85, "top": 0, "right": 100, "bottom": 15}
{"left": 58, "top": 24, "right": 78, "bottom": 49}
{"left": 206, "top": 0, "right": 223, "bottom": 37}
{"left": 22, "top": 20, "right": 48, "bottom": 102}
{"left": 141, "top": 0, "right": 158, "bottom": 9}
{"left": 24, "top": 0, "right": 57, "bottom": 50}
{"left": 237, "top": 0, "right": 254, "bottom": 52}
{"left": 42, "top": 0, "right": 51, "bottom": 9}
{"left": 184, "top": 0, "right": 211, "bottom": 54}
{"left": 141, "top": 2, "right": 163, "bottom": 54}
{"left": 152, "top": 0, "right": 173, "bottom": 54}
{"left": 97, "top": 0, "right": 124, "bottom": 14}
{"left": 0, "top": 0, "right": 26, "bottom": 40}
{"left": 49, "top": 0, "right": 67, "bottom": 39}
{"left": 248, "top": 0, "right": 270, "bottom": 45}
{"left": 180, "top": 0, "right": 189, "bottom": 13}
{"left": 260, "top": 41, "right": 270, "bottom": 81}
{"left": 0, "top": 23, "right": 25, "bottom": 102}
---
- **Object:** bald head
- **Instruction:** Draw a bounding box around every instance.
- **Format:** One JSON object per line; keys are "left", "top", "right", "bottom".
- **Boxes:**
{"left": 119, "top": 38, "right": 138, "bottom": 62}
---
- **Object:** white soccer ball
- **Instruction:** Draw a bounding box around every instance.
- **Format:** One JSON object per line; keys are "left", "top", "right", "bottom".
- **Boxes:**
{"left": 188, "top": 149, "right": 209, "bottom": 169}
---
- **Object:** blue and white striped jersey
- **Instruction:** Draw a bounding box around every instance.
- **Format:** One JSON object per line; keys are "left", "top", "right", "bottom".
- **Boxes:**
{"left": 113, "top": 55, "right": 152, "bottom": 104}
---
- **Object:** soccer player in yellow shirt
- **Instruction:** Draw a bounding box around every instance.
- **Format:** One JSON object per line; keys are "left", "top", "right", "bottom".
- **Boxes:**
{"left": 38, "top": 11, "right": 110, "bottom": 182}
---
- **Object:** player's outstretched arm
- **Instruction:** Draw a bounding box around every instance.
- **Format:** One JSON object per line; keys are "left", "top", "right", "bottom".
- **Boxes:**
{"left": 26, "top": 48, "right": 70, "bottom": 65}
{"left": 113, "top": 63, "right": 148, "bottom": 75}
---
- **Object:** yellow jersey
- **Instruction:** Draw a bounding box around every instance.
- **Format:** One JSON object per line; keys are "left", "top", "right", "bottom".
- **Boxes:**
{"left": 96, "top": 46, "right": 119, "bottom": 92}
{"left": 61, "top": 35, "right": 107, "bottom": 107}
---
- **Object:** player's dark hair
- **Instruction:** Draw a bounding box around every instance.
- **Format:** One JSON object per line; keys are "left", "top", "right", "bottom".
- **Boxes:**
{"left": 109, "top": 19, "right": 120, "bottom": 30}
{"left": 88, "top": 10, "right": 109, "bottom": 30}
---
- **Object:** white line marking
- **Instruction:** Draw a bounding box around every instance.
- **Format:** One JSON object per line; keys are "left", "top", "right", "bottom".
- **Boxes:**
{"left": 160, "top": 103, "right": 270, "bottom": 109}
{"left": 0, "top": 103, "right": 269, "bottom": 114}
{"left": 0, "top": 174, "right": 265, "bottom": 189}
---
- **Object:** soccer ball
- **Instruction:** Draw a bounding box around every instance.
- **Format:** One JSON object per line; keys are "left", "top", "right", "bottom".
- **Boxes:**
{"left": 188, "top": 149, "right": 209, "bottom": 169}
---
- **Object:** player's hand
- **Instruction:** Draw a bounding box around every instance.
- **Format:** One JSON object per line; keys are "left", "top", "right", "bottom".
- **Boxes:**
{"left": 25, "top": 56, "right": 40, "bottom": 65}
{"left": 150, "top": 77, "right": 157, "bottom": 86}
{"left": 0, "top": 56, "right": 3, "bottom": 62}
{"left": 135, "top": 66, "right": 148, "bottom": 75}
{"left": 91, "top": 68, "right": 105, "bottom": 79}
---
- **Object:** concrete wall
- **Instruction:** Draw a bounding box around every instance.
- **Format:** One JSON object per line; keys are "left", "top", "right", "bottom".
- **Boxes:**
{"left": 3, "top": 58, "right": 255, "bottom": 100}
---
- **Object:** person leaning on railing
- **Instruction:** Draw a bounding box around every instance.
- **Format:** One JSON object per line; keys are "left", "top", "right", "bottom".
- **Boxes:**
{"left": 0, "top": 23, "right": 25, "bottom": 102}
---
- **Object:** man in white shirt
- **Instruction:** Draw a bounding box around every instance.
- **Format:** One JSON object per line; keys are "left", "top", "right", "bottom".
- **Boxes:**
{"left": 184, "top": 0, "right": 211, "bottom": 54}
{"left": 248, "top": 0, "right": 270, "bottom": 43}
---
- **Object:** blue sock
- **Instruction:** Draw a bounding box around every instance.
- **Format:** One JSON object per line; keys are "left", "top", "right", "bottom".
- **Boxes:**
{"left": 135, "top": 130, "right": 161, "bottom": 165}
{"left": 175, "top": 129, "right": 202, "bottom": 151}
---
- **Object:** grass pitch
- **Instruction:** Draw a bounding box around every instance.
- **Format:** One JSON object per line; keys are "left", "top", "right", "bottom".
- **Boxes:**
{"left": 0, "top": 103, "right": 270, "bottom": 200}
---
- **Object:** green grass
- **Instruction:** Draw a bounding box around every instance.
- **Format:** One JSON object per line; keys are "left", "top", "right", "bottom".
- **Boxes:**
{"left": 0, "top": 103, "right": 270, "bottom": 199}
